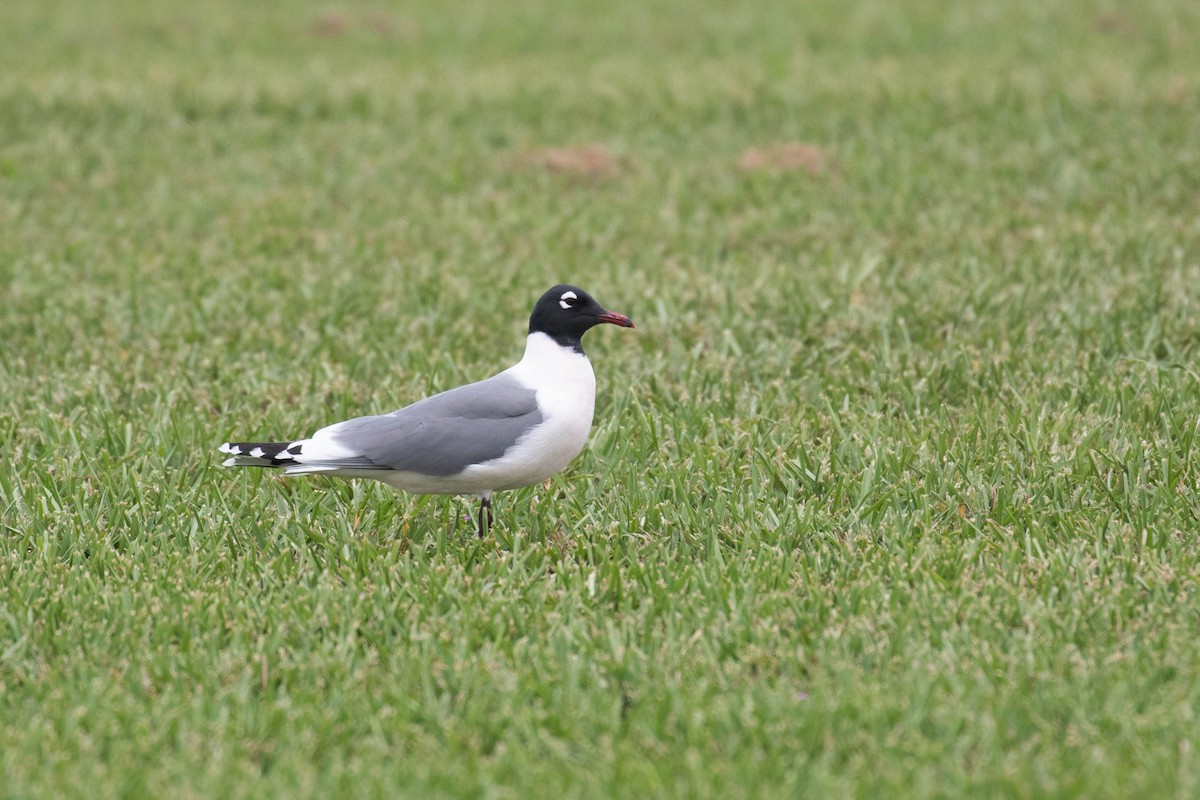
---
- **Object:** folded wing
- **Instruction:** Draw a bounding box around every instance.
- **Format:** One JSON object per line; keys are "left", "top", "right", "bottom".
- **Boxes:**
{"left": 287, "top": 373, "right": 542, "bottom": 477}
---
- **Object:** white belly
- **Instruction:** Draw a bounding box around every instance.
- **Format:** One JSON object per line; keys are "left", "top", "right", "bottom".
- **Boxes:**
{"left": 373, "top": 332, "right": 598, "bottom": 496}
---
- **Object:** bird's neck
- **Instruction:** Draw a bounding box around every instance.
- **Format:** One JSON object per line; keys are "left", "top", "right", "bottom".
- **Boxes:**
{"left": 520, "top": 331, "right": 589, "bottom": 364}
{"left": 510, "top": 332, "right": 594, "bottom": 388}
{"left": 527, "top": 324, "right": 585, "bottom": 354}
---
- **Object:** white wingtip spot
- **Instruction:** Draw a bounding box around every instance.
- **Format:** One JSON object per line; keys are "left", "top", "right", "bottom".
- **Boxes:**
{"left": 249, "top": 447, "right": 265, "bottom": 458}
{"left": 222, "top": 457, "right": 237, "bottom": 467}
{"left": 219, "top": 442, "right": 236, "bottom": 454}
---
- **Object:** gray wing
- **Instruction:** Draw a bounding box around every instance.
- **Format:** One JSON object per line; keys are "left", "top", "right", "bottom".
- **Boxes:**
{"left": 322, "top": 373, "right": 541, "bottom": 476}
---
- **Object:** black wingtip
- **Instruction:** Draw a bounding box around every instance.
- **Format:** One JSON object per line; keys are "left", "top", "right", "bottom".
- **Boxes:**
{"left": 219, "top": 441, "right": 301, "bottom": 467}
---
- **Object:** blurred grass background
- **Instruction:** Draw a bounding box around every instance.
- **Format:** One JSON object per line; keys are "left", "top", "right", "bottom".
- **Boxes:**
{"left": 2, "top": 1, "right": 1200, "bottom": 797}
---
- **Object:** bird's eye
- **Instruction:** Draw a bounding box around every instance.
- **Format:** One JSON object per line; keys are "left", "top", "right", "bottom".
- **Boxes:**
{"left": 558, "top": 291, "right": 579, "bottom": 310}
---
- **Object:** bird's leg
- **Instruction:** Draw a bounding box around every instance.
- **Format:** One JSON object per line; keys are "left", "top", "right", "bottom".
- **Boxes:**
{"left": 477, "top": 496, "right": 493, "bottom": 538}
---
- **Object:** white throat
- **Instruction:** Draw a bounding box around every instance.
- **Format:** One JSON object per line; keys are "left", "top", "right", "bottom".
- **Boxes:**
{"left": 509, "top": 332, "right": 592, "bottom": 383}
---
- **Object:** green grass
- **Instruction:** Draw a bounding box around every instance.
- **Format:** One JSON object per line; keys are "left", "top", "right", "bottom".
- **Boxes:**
{"left": 3, "top": 0, "right": 1200, "bottom": 796}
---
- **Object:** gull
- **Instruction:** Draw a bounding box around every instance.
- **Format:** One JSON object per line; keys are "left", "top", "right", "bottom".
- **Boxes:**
{"left": 220, "top": 285, "right": 634, "bottom": 536}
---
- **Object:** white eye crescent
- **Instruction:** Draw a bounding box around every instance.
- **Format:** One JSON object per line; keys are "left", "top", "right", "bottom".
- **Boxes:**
{"left": 559, "top": 290, "right": 578, "bottom": 310}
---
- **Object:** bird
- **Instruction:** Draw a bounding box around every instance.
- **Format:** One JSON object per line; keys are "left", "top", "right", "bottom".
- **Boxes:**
{"left": 219, "top": 285, "right": 635, "bottom": 537}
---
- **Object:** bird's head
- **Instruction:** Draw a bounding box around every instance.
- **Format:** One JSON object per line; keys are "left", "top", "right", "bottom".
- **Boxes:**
{"left": 528, "top": 285, "right": 634, "bottom": 350}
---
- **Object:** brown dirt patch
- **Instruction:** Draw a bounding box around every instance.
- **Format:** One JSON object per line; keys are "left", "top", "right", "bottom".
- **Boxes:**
{"left": 364, "top": 12, "right": 416, "bottom": 38}
{"left": 517, "top": 145, "right": 628, "bottom": 180}
{"left": 1095, "top": 12, "right": 1139, "bottom": 38}
{"left": 311, "top": 13, "right": 349, "bottom": 37}
{"left": 1160, "top": 74, "right": 1189, "bottom": 106}
{"left": 738, "top": 142, "right": 828, "bottom": 176}
{"left": 311, "top": 12, "right": 413, "bottom": 39}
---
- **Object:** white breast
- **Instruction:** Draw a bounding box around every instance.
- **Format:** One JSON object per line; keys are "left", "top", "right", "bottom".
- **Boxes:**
{"left": 458, "top": 332, "right": 597, "bottom": 491}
